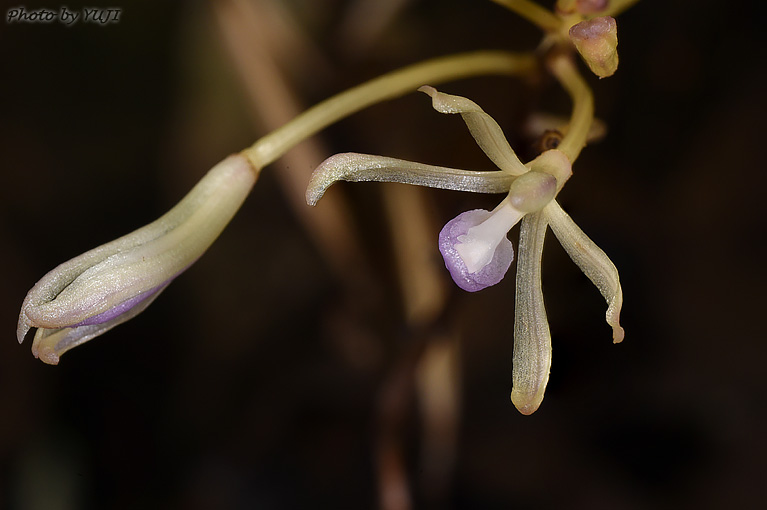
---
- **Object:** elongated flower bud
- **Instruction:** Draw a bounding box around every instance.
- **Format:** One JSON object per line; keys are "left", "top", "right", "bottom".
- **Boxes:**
{"left": 17, "top": 154, "right": 256, "bottom": 364}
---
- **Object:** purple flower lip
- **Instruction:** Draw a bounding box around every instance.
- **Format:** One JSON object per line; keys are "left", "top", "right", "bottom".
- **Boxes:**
{"left": 438, "top": 209, "right": 514, "bottom": 292}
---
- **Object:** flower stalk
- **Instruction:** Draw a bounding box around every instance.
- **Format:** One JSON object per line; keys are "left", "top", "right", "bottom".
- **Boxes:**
{"left": 242, "top": 51, "right": 538, "bottom": 170}
{"left": 548, "top": 52, "right": 594, "bottom": 162}
{"left": 490, "top": 0, "right": 562, "bottom": 33}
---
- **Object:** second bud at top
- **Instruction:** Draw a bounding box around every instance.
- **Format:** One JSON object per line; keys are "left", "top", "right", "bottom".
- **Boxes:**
{"left": 569, "top": 16, "right": 619, "bottom": 78}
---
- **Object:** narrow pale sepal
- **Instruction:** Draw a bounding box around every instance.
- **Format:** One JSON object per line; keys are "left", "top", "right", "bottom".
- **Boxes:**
{"left": 418, "top": 86, "right": 528, "bottom": 175}
{"left": 18, "top": 154, "right": 256, "bottom": 363}
{"left": 438, "top": 209, "right": 514, "bottom": 292}
{"left": 305, "top": 152, "right": 514, "bottom": 206}
{"left": 511, "top": 212, "right": 551, "bottom": 415}
{"left": 545, "top": 200, "right": 624, "bottom": 343}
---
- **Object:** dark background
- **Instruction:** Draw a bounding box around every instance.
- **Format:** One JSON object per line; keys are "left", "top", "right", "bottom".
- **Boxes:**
{"left": 1, "top": 1, "right": 765, "bottom": 508}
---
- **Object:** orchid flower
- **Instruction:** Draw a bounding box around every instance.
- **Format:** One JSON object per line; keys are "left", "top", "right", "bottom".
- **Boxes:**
{"left": 306, "top": 86, "right": 623, "bottom": 414}
{"left": 17, "top": 155, "right": 256, "bottom": 365}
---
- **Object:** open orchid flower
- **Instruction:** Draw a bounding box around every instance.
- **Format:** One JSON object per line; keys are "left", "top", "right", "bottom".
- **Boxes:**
{"left": 306, "top": 86, "right": 623, "bottom": 414}
{"left": 17, "top": 155, "right": 256, "bottom": 365}
{"left": 439, "top": 150, "right": 570, "bottom": 292}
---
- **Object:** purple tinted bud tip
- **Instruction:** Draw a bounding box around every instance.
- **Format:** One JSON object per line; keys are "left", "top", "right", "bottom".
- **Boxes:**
{"left": 72, "top": 280, "right": 172, "bottom": 327}
{"left": 438, "top": 209, "right": 514, "bottom": 292}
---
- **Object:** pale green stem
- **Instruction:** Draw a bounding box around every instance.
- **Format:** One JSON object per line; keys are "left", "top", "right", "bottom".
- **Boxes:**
{"left": 554, "top": 0, "right": 577, "bottom": 13}
{"left": 548, "top": 53, "right": 594, "bottom": 162}
{"left": 604, "top": 0, "right": 640, "bottom": 17}
{"left": 490, "top": 0, "right": 562, "bottom": 32}
{"left": 241, "top": 51, "right": 538, "bottom": 171}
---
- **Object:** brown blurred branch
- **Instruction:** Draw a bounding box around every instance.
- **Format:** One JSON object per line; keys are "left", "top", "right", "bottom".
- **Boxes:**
{"left": 214, "top": 0, "right": 369, "bottom": 286}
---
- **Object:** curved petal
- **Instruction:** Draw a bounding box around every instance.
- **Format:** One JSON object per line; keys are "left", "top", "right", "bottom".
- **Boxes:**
{"left": 545, "top": 200, "right": 624, "bottom": 343}
{"left": 418, "top": 86, "right": 528, "bottom": 175}
{"left": 305, "top": 152, "right": 513, "bottom": 206}
{"left": 511, "top": 211, "right": 551, "bottom": 415}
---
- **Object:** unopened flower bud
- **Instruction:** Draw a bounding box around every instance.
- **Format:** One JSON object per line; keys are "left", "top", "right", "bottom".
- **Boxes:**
{"left": 17, "top": 154, "right": 256, "bottom": 364}
{"left": 569, "top": 16, "right": 619, "bottom": 78}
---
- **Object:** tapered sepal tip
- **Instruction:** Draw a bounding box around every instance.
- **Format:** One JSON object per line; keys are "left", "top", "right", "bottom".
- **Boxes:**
{"left": 545, "top": 201, "right": 624, "bottom": 346}
{"left": 306, "top": 152, "right": 515, "bottom": 206}
{"left": 33, "top": 344, "right": 60, "bottom": 366}
{"left": 417, "top": 85, "right": 435, "bottom": 95}
{"left": 417, "top": 85, "right": 528, "bottom": 175}
{"left": 17, "top": 319, "right": 30, "bottom": 344}
{"left": 610, "top": 285, "right": 625, "bottom": 343}
{"left": 511, "top": 386, "right": 546, "bottom": 415}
